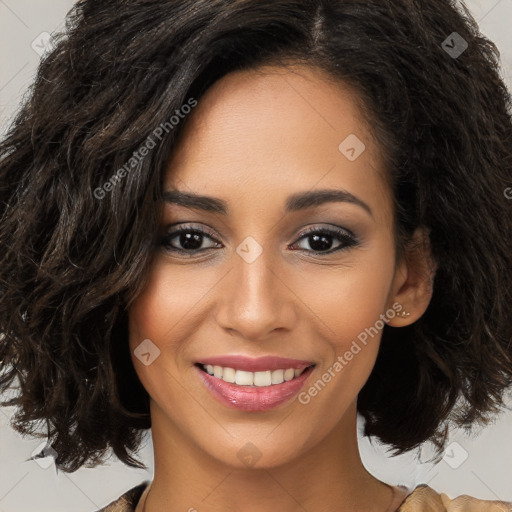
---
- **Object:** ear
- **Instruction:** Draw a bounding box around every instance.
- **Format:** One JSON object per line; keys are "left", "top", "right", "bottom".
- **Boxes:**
{"left": 386, "top": 226, "right": 437, "bottom": 327}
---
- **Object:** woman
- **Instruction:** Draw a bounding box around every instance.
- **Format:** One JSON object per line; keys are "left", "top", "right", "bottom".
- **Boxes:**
{"left": 1, "top": 0, "right": 511, "bottom": 511}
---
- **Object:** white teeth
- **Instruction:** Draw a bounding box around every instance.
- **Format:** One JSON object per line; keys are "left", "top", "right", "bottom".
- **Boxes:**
{"left": 253, "top": 371, "right": 272, "bottom": 387}
{"left": 222, "top": 367, "right": 236, "bottom": 383}
{"left": 284, "top": 368, "right": 295, "bottom": 381}
{"left": 201, "top": 364, "right": 310, "bottom": 387}
{"left": 271, "top": 369, "right": 284, "bottom": 384}
{"left": 235, "top": 370, "right": 254, "bottom": 386}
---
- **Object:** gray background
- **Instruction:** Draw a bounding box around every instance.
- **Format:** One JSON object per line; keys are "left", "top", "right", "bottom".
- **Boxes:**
{"left": 1, "top": 0, "right": 512, "bottom": 510}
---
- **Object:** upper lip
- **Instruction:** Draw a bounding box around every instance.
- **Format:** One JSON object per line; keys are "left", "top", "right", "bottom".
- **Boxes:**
{"left": 196, "top": 355, "right": 314, "bottom": 372}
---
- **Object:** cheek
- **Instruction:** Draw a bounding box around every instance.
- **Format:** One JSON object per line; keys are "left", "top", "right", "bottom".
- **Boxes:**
{"left": 127, "top": 262, "right": 197, "bottom": 395}
{"left": 291, "top": 242, "right": 395, "bottom": 352}
{"left": 329, "top": 267, "right": 393, "bottom": 346}
{"left": 128, "top": 259, "right": 219, "bottom": 352}
{"left": 292, "top": 247, "right": 395, "bottom": 414}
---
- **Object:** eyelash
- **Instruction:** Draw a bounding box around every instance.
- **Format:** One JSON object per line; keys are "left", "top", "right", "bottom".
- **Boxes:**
{"left": 160, "top": 224, "right": 359, "bottom": 257}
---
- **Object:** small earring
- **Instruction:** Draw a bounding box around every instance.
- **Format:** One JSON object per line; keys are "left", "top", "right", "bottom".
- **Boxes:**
{"left": 397, "top": 310, "right": 411, "bottom": 318}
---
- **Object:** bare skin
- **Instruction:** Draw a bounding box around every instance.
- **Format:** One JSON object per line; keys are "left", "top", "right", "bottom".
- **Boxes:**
{"left": 128, "top": 64, "right": 435, "bottom": 512}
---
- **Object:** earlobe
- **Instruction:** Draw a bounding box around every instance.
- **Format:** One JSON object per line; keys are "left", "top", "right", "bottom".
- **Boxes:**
{"left": 395, "top": 308, "right": 411, "bottom": 318}
{"left": 387, "top": 227, "right": 437, "bottom": 327}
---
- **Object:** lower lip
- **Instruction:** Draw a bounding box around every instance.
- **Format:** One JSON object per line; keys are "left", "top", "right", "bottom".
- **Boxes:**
{"left": 195, "top": 365, "right": 315, "bottom": 412}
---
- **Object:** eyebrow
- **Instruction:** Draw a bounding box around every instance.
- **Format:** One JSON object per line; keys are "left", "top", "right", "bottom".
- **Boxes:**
{"left": 163, "top": 188, "right": 373, "bottom": 217}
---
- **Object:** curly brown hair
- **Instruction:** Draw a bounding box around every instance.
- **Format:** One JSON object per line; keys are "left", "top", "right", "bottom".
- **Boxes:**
{"left": 1, "top": 0, "right": 512, "bottom": 473}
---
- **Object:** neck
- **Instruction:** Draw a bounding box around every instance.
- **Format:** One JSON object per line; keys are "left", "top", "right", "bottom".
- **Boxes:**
{"left": 141, "top": 400, "right": 395, "bottom": 512}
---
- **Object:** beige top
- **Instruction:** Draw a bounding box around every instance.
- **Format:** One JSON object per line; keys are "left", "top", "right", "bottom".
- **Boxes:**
{"left": 98, "top": 481, "right": 512, "bottom": 511}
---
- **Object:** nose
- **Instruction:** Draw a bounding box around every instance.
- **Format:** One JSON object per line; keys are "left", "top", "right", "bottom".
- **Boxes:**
{"left": 214, "top": 242, "right": 298, "bottom": 341}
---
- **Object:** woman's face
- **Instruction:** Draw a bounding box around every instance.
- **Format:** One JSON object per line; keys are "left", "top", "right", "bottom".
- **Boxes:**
{"left": 128, "top": 64, "right": 412, "bottom": 468}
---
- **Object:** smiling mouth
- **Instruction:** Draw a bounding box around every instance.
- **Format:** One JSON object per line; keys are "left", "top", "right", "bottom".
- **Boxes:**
{"left": 195, "top": 363, "right": 315, "bottom": 387}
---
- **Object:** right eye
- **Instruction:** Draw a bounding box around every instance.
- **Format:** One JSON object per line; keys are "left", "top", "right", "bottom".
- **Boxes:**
{"left": 160, "top": 224, "right": 222, "bottom": 255}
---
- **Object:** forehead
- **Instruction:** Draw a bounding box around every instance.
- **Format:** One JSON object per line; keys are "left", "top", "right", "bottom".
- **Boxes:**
{"left": 164, "top": 64, "right": 390, "bottom": 217}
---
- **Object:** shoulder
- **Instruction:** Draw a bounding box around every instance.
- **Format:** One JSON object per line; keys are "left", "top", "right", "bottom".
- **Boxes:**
{"left": 96, "top": 482, "right": 150, "bottom": 512}
{"left": 398, "top": 484, "right": 512, "bottom": 511}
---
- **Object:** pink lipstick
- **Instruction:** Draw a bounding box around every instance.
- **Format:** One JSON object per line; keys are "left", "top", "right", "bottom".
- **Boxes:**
{"left": 194, "top": 355, "right": 315, "bottom": 411}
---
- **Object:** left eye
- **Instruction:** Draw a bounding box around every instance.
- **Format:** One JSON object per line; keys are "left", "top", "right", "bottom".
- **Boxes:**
{"left": 160, "top": 225, "right": 359, "bottom": 255}
{"left": 290, "top": 227, "right": 359, "bottom": 254}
